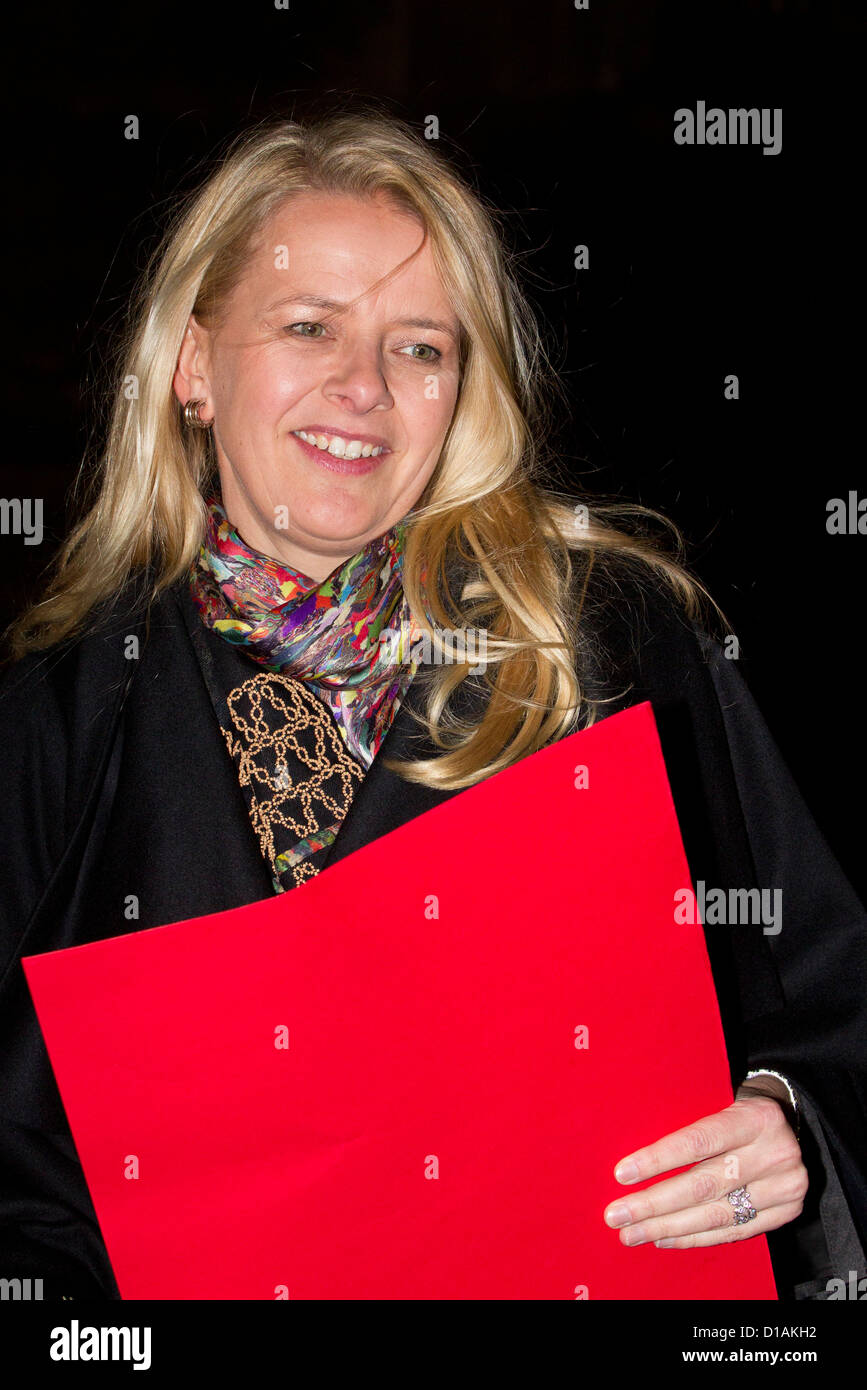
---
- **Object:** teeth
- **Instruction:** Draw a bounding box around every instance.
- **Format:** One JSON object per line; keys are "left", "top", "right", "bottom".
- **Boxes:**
{"left": 295, "top": 430, "right": 384, "bottom": 458}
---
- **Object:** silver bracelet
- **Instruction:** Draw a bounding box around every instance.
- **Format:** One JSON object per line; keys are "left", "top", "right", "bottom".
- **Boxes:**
{"left": 744, "top": 1068, "right": 801, "bottom": 1139}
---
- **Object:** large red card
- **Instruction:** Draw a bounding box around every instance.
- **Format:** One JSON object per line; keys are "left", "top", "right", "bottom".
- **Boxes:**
{"left": 23, "top": 701, "right": 777, "bottom": 1299}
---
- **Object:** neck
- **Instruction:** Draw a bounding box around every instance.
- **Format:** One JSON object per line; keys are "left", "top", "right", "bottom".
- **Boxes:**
{"left": 212, "top": 499, "right": 387, "bottom": 586}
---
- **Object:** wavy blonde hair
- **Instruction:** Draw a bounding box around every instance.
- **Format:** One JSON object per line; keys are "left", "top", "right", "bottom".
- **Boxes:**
{"left": 6, "top": 102, "right": 723, "bottom": 789}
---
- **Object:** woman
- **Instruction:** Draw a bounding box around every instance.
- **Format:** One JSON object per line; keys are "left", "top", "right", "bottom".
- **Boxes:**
{"left": 0, "top": 107, "right": 864, "bottom": 1302}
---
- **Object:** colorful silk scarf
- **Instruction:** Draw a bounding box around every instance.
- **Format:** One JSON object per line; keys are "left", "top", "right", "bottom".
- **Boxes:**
{"left": 188, "top": 498, "right": 420, "bottom": 768}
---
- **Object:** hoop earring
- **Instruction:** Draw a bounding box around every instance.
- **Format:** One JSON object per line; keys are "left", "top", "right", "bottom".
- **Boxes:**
{"left": 184, "top": 398, "right": 213, "bottom": 429}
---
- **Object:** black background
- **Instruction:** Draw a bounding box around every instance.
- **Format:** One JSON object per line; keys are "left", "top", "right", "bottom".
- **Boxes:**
{"left": 3, "top": 0, "right": 863, "bottom": 893}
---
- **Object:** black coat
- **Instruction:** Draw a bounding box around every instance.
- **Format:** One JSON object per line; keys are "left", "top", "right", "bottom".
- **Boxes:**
{"left": 1, "top": 565, "right": 865, "bottom": 1300}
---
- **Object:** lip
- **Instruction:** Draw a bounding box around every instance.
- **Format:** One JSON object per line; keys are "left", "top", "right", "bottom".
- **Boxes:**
{"left": 290, "top": 431, "right": 390, "bottom": 476}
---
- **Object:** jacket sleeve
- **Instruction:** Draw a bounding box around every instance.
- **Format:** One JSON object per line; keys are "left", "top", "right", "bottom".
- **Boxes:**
{"left": 0, "top": 646, "right": 122, "bottom": 1299}
{"left": 698, "top": 632, "right": 867, "bottom": 1298}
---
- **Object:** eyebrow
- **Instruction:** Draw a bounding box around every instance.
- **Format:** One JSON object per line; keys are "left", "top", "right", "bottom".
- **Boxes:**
{"left": 262, "top": 292, "right": 459, "bottom": 340}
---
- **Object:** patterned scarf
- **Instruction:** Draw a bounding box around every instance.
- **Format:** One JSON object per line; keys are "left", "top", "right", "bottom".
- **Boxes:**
{"left": 188, "top": 498, "right": 421, "bottom": 768}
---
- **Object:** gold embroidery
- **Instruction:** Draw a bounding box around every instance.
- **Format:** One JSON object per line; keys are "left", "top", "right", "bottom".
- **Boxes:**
{"left": 221, "top": 672, "right": 364, "bottom": 887}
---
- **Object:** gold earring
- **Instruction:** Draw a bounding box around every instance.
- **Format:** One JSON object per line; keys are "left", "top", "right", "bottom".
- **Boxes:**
{"left": 184, "top": 398, "right": 213, "bottom": 429}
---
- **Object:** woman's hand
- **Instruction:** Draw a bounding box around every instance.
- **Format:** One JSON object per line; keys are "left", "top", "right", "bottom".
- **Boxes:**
{"left": 603, "top": 1077, "right": 807, "bottom": 1249}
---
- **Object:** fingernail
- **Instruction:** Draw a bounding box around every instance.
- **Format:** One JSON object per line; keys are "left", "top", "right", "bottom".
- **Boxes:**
{"left": 621, "top": 1224, "right": 649, "bottom": 1246}
{"left": 655, "top": 1238, "right": 678, "bottom": 1249}
{"left": 615, "top": 1161, "right": 639, "bottom": 1183}
{"left": 605, "top": 1204, "right": 631, "bottom": 1228}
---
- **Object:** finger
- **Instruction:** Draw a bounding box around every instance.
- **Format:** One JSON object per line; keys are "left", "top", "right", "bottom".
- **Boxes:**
{"left": 652, "top": 1198, "right": 807, "bottom": 1249}
{"left": 606, "top": 1117, "right": 803, "bottom": 1229}
{"left": 613, "top": 1095, "right": 779, "bottom": 1185}
{"left": 605, "top": 1154, "right": 754, "bottom": 1230}
{"left": 614, "top": 1169, "right": 808, "bottom": 1247}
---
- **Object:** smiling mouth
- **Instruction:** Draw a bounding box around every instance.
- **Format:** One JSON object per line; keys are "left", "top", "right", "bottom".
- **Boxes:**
{"left": 291, "top": 429, "right": 390, "bottom": 459}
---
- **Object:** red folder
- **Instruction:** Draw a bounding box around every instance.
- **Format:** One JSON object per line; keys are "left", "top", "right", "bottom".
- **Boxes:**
{"left": 23, "top": 701, "right": 777, "bottom": 1299}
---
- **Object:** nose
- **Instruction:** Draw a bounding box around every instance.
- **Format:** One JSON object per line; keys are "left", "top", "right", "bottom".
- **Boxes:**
{"left": 322, "top": 337, "right": 394, "bottom": 414}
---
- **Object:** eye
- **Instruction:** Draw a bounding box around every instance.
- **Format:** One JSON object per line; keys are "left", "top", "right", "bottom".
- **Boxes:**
{"left": 284, "top": 321, "right": 327, "bottom": 338}
{"left": 398, "top": 343, "right": 442, "bottom": 362}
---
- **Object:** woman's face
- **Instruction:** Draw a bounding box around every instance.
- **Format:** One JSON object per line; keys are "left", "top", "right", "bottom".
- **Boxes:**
{"left": 173, "top": 190, "right": 462, "bottom": 580}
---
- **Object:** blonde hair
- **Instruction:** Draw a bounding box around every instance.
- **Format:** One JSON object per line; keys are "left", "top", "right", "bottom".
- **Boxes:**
{"left": 6, "top": 102, "right": 724, "bottom": 789}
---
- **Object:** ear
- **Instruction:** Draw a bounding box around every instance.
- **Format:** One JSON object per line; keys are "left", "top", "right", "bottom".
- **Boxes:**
{"left": 172, "top": 314, "right": 215, "bottom": 419}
